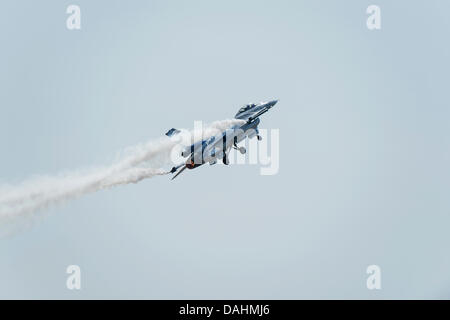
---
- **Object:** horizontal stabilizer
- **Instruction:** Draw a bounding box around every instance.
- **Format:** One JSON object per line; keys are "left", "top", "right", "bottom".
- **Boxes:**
{"left": 165, "top": 128, "right": 181, "bottom": 137}
{"left": 171, "top": 165, "right": 187, "bottom": 180}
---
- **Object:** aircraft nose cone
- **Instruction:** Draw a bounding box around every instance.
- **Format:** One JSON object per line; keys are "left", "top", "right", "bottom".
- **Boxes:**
{"left": 269, "top": 100, "right": 278, "bottom": 107}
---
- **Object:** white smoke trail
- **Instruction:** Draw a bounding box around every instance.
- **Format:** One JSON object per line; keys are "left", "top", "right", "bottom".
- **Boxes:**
{"left": 0, "top": 119, "right": 244, "bottom": 231}
{"left": 100, "top": 168, "right": 169, "bottom": 189}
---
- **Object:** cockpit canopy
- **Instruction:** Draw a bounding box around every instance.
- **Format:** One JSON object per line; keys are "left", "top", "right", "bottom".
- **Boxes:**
{"left": 238, "top": 104, "right": 256, "bottom": 114}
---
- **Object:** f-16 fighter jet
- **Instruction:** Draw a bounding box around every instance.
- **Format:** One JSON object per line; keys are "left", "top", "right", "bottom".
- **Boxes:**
{"left": 167, "top": 100, "right": 278, "bottom": 180}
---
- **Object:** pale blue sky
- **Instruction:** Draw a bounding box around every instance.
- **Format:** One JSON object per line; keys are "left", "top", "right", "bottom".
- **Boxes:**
{"left": 0, "top": 0, "right": 449, "bottom": 299}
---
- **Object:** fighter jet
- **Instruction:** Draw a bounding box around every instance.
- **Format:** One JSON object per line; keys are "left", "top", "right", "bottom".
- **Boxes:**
{"left": 167, "top": 100, "right": 278, "bottom": 180}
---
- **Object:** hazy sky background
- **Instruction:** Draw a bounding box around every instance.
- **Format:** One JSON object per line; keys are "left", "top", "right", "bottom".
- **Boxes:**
{"left": 0, "top": 0, "right": 449, "bottom": 299}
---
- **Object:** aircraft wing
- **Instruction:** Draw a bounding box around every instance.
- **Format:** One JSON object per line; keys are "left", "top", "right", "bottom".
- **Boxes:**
{"left": 206, "top": 131, "right": 235, "bottom": 153}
